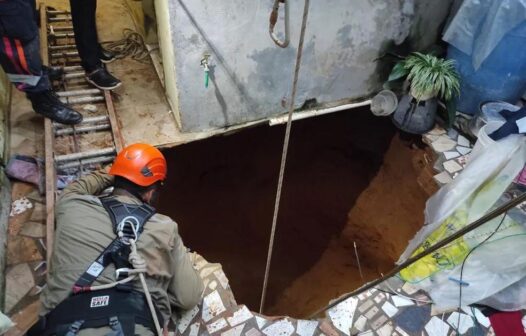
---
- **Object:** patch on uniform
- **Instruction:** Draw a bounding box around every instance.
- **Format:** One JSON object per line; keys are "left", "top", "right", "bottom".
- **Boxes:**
{"left": 86, "top": 262, "right": 104, "bottom": 277}
{"left": 90, "top": 295, "right": 110, "bottom": 308}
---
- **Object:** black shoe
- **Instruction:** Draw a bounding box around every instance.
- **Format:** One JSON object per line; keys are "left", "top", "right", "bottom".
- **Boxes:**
{"left": 27, "top": 91, "right": 83, "bottom": 125}
{"left": 100, "top": 48, "right": 117, "bottom": 64}
{"left": 43, "top": 65, "right": 64, "bottom": 81}
{"left": 86, "top": 67, "right": 122, "bottom": 90}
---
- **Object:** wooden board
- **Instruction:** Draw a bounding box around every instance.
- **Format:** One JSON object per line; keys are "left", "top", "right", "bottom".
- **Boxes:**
{"left": 40, "top": 5, "right": 56, "bottom": 267}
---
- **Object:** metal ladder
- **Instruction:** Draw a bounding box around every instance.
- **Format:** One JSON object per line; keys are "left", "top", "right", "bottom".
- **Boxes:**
{"left": 39, "top": 6, "right": 124, "bottom": 264}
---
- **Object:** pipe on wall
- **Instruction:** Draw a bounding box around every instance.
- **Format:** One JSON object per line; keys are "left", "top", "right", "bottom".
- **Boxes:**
{"left": 268, "top": 100, "right": 372, "bottom": 126}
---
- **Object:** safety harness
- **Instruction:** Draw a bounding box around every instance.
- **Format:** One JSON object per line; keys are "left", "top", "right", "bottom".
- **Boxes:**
{"left": 29, "top": 196, "right": 164, "bottom": 336}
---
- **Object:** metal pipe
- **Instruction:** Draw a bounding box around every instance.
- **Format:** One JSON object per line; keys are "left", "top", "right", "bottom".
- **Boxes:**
{"left": 64, "top": 72, "right": 84, "bottom": 79}
{"left": 56, "top": 89, "right": 100, "bottom": 97}
{"left": 53, "top": 33, "right": 75, "bottom": 38}
{"left": 46, "top": 10, "right": 70, "bottom": 15}
{"left": 48, "top": 17, "right": 72, "bottom": 22}
{"left": 50, "top": 26, "right": 73, "bottom": 32}
{"left": 269, "top": 100, "right": 372, "bottom": 126}
{"left": 55, "top": 123, "right": 111, "bottom": 136}
{"left": 53, "top": 115, "right": 109, "bottom": 128}
{"left": 353, "top": 241, "right": 364, "bottom": 282}
{"left": 59, "top": 96, "right": 104, "bottom": 104}
{"left": 49, "top": 45, "right": 76, "bottom": 51}
{"left": 55, "top": 147, "right": 116, "bottom": 163}
{"left": 63, "top": 65, "right": 83, "bottom": 72}
{"left": 58, "top": 155, "right": 115, "bottom": 169}
{"left": 51, "top": 51, "right": 78, "bottom": 58}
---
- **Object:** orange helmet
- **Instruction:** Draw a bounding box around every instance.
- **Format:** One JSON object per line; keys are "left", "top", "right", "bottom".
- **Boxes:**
{"left": 109, "top": 143, "right": 167, "bottom": 187}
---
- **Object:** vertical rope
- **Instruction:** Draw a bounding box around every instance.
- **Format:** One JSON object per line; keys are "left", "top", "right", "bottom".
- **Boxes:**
{"left": 259, "top": 0, "right": 311, "bottom": 314}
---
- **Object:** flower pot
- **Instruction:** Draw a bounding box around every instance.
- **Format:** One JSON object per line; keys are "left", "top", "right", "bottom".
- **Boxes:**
{"left": 391, "top": 94, "right": 437, "bottom": 134}
{"left": 409, "top": 87, "right": 437, "bottom": 101}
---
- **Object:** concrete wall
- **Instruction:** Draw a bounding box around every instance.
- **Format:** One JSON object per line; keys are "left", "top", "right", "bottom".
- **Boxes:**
{"left": 156, "top": 0, "right": 453, "bottom": 132}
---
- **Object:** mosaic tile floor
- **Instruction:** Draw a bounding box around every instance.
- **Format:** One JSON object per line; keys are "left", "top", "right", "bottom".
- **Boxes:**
{"left": 167, "top": 255, "right": 497, "bottom": 336}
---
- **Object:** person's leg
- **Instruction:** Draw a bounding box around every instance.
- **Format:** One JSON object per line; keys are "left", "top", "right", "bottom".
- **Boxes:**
{"left": 69, "top": 0, "right": 121, "bottom": 90}
{"left": 69, "top": 0, "right": 101, "bottom": 72}
{"left": 0, "top": 0, "right": 82, "bottom": 124}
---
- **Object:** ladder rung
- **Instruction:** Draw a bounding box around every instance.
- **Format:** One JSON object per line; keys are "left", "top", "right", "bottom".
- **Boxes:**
{"left": 53, "top": 115, "right": 109, "bottom": 128}
{"left": 48, "top": 16, "right": 72, "bottom": 22}
{"left": 59, "top": 95, "right": 105, "bottom": 105}
{"left": 57, "top": 156, "right": 115, "bottom": 170}
{"left": 55, "top": 123, "right": 111, "bottom": 136}
{"left": 49, "top": 45, "right": 76, "bottom": 51}
{"left": 56, "top": 89, "right": 101, "bottom": 97}
{"left": 55, "top": 147, "right": 116, "bottom": 163}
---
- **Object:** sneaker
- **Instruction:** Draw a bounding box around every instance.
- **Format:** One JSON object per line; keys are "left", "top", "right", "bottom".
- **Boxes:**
{"left": 100, "top": 48, "right": 117, "bottom": 64}
{"left": 27, "top": 91, "right": 83, "bottom": 125}
{"left": 43, "top": 65, "right": 64, "bottom": 81}
{"left": 86, "top": 67, "right": 122, "bottom": 90}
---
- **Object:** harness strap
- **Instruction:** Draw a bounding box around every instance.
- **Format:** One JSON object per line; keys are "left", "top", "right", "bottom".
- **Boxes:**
{"left": 33, "top": 289, "right": 164, "bottom": 336}
{"left": 108, "top": 316, "right": 125, "bottom": 336}
{"left": 64, "top": 320, "right": 84, "bottom": 336}
{"left": 72, "top": 197, "right": 155, "bottom": 293}
{"left": 73, "top": 238, "right": 126, "bottom": 292}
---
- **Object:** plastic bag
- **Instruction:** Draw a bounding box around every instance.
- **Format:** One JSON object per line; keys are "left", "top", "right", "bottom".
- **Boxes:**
{"left": 478, "top": 276, "right": 526, "bottom": 311}
{"left": 443, "top": 0, "right": 526, "bottom": 70}
{"left": 397, "top": 133, "right": 526, "bottom": 310}
{"left": 0, "top": 311, "right": 14, "bottom": 334}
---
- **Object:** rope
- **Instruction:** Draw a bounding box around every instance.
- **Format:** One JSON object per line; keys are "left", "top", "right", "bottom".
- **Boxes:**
{"left": 101, "top": 29, "right": 153, "bottom": 63}
{"left": 82, "top": 234, "right": 162, "bottom": 335}
{"left": 308, "top": 191, "right": 526, "bottom": 318}
{"left": 258, "top": 0, "right": 310, "bottom": 314}
{"left": 129, "top": 238, "right": 163, "bottom": 336}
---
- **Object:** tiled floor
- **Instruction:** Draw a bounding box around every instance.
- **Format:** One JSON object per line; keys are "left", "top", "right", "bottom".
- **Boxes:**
{"left": 4, "top": 182, "right": 47, "bottom": 335}
{"left": 422, "top": 125, "right": 473, "bottom": 185}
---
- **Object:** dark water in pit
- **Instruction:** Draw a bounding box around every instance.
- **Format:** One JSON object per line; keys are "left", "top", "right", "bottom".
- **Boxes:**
{"left": 158, "top": 107, "right": 397, "bottom": 313}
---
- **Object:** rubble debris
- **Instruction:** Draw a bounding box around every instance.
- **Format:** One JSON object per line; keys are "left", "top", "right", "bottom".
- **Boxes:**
{"left": 82, "top": 104, "right": 98, "bottom": 112}
{"left": 9, "top": 197, "right": 33, "bottom": 217}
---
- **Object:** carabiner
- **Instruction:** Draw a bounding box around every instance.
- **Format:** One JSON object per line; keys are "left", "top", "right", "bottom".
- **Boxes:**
{"left": 269, "top": 0, "right": 290, "bottom": 48}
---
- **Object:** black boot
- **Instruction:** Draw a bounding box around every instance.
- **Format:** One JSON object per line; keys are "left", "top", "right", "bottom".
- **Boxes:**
{"left": 42, "top": 65, "right": 64, "bottom": 81}
{"left": 100, "top": 47, "right": 117, "bottom": 64}
{"left": 27, "top": 91, "right": 83, "bottom": 125}
{"left": 86, "top": 67, "right": 122, "bottom": 90}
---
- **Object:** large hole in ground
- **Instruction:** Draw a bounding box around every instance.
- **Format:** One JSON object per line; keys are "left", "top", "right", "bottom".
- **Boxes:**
{"left": 158, "top": 108, "right": 429, "bottom": 318}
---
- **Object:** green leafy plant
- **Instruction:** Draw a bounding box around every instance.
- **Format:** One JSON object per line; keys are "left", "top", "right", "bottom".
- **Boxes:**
{"left": 388, "top": 52, "right": 461, "bottom": 125}
{"left": 389, "top": 52, "right": 460, "bottom": 101}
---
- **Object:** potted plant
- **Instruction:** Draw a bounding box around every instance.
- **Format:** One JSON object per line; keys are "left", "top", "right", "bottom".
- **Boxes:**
{"left": 388, "top": 52, "right": 460, "bottom": 134}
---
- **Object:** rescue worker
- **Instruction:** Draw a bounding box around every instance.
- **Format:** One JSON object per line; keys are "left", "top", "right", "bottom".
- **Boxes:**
{"left": 32, "top": 143, "right": 204, "bottom": 335}
{"left": 69, "top": 0, "right": 122, "bottom": 90}
{"left": 0, "top": 0, "right": 83, "bottom": 124}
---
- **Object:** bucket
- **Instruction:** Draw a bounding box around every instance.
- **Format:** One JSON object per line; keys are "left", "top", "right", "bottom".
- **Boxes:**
{"left": 370, "top": 90, "right": 398, "bottom": 116}
{"left": 470, "top": 121, "right": 504, "bottom": 160}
